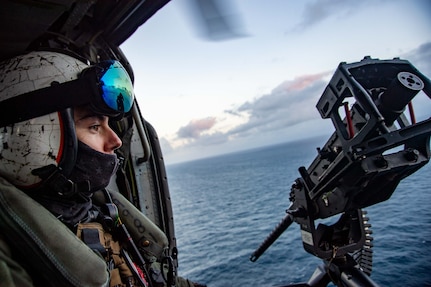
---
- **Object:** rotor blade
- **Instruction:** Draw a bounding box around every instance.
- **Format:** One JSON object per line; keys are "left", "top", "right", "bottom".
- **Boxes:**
{"left": 187, "top": 0, "right": 247, "bottom": 41}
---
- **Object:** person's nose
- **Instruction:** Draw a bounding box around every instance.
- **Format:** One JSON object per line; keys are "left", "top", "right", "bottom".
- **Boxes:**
{"left": 105, "top": 127, "right": 122, "bottom": 153}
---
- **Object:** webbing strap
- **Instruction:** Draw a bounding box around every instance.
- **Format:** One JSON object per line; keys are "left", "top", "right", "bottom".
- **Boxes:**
{"left": 81, "top": 228, "right": 107, "bottom": 257}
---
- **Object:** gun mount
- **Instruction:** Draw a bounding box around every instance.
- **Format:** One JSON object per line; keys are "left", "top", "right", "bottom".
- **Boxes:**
{"left": 250, "top": 57, "right": 431, "bottom": 287}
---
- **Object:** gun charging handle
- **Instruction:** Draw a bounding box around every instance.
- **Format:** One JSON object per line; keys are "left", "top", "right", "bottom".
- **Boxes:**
{"left": 250, "top": 212, "right": 294, "bottom": 262}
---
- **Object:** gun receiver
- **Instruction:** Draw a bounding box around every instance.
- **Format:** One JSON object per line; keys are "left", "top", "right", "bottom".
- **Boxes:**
{"left": 251, "top": 57, "right": 431, "bottom": 265}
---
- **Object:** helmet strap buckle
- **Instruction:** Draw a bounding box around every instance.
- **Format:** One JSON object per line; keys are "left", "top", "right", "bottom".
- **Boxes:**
{"left": 32, "top": 164, "right": 90, "bottom": 197}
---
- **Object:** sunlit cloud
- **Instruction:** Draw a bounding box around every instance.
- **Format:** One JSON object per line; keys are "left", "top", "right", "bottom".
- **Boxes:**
{"left": 218, "top": 43, "right": 431, "bottom": 144}
{"left": 287, "top": 73, "right": 331, "bottom": 91}
{"left": 168, "top": 72, "right": 330, "bottom": 151}
{"left": 177, "top": 117, "right": 217, "bottom": 139}
{"left": 226, "top": 72, "right": 331, "bottom": 133}
{"left": 161, "top": 43, "right": 431, "bottom": 163}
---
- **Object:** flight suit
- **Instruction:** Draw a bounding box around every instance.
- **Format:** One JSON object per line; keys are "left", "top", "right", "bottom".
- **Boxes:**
{"left": 0, "top": 177, "right": 196, "bottom": 287}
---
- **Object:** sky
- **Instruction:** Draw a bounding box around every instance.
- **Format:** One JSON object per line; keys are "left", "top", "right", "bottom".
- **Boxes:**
{"left": 121, "top": 0, "right": 431, "bottom": 165}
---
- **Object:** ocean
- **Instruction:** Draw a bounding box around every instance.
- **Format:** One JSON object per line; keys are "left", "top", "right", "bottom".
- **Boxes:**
{"left": 166, "top": 136, "right": 431, "bottom": 287}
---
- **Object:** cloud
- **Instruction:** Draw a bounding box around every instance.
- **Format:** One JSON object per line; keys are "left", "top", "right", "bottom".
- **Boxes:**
{"left": 169, "top": 72, "right": 330, "bottom": 151}
{"left": 162, "top": 42, "right": 431, "bottom": 163}
{"left": 402, "top": 41, "right": 431, "bottom": 77}
{"left": 293, "top": 0, "right": 378, "bottom": 31}
{"left": 163, "top": 72, "right": 331, "bottom": 163}
{"left": 401, "top": 41, "right": 431, "bottom": 119}
{"left": 226, "top": 72, "right": 330, "bottom": 136}
{"left": 164, "top": 72, "right": 330, "bottom": 155}
{"left": 177, "top": 117, "right": 217, "bottom": 139}
{"left": 192, "top": 131, "right": 229, "bottom": 146}
{"left": 159, "top": 137, "right": 173, "bottom": 154}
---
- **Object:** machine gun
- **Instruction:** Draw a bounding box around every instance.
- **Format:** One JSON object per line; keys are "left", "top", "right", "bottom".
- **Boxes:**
{"left": 250, "top": 57, "right": 431, "bottom": 287}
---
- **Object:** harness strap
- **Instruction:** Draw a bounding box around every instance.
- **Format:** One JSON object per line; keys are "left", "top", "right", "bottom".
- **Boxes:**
{"left": 81, "top": 228, "right": 107, "bottom": 257}
{"left": 32, "top": 164, "right": 90, "bottom": 198}
{"left": 77, "top": 222, "right": 142, "bottom": 287}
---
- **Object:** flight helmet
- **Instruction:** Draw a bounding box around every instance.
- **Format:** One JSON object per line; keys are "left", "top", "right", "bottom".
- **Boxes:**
{"left": 0, "top": 51, "right": 134, "bottom": 192}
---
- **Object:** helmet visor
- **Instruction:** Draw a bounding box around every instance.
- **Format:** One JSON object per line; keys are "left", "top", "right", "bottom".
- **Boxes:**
{"left": 95, "top": 60, "right": 134, "bottom": 114}
{"left": 0, "top": 60, "right": 135, "bottom": 127}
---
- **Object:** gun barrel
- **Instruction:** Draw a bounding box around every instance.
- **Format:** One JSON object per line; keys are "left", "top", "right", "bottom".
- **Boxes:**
{"left": 250, "top": 213, "right": 293, "bottom": 262}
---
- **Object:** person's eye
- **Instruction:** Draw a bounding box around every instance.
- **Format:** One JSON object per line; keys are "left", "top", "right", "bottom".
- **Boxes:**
{"left": 89, "top": 125, "right": 100, "bottom": 132}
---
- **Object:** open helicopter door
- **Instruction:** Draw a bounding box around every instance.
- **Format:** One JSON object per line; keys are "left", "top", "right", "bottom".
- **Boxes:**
{"left": 107, "top": 100, "right": 179, "bottom": 270}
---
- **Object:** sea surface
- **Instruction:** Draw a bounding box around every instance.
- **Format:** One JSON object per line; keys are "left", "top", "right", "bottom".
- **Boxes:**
{"left": 166, "top": 136, "right": 431, "bottom": 287}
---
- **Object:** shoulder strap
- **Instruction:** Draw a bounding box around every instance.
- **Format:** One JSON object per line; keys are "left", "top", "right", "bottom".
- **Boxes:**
{"left": 0, "top": 178, "right": 109, "bottom": 287}
{"left": 94, "top": 189, "right": 169, "bottom": 261}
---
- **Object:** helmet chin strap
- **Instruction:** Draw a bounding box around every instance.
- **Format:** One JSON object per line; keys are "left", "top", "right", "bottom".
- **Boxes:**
{"left": 32, "top": 141, "right": 119, "bottom": 197}
{"left": 30, "top": 164, "right": 97, "bottom": 228}
{"left": 32, "top": 164, "right": 91, "bottom": 198}
{"left": 30, "top": 141, "right": 120, "bottom": 228}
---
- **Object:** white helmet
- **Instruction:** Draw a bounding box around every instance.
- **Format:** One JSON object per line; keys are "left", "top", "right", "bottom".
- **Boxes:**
{"left": 0, "top": 51, "right": 134, "bottom": 191}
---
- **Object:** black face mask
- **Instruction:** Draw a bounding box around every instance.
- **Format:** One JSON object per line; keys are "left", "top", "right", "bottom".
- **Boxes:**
{"left": 68, "top": 140, "right": 120, "bottom": 193}
{"left": 31, "top": 141, "right": 119, "bottom": 228}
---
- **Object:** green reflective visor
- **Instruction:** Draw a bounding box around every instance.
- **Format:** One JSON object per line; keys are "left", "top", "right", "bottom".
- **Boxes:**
{"left": 96, "top": 60, "right": 134, "bottom": 113}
